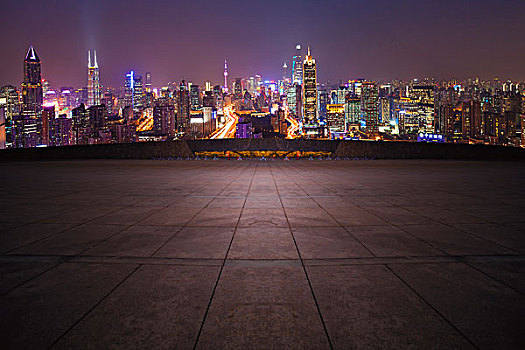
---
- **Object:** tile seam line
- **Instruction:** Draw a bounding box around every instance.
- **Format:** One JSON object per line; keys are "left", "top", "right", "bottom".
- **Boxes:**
{"left": 148, "top": 163, "right": 248, "bottom": 257}
{"left": 3, "top": 204, "right": 132, "bottom": 255}
{"left": 46, "top": 263, "right": 143, "bottom": 350}
{"left": 385, "top": 264, "right": 480, "bottom": 350}
{"left": 192, "top": 161, "right": 256, "bottom": 350}
{"left": 270, "top": 163, "right": 334, "bottom": 350}
{"left": 281, "top": 163, "right": 377, "bottom": 258}
{"left": 391, "top": 204, "right": 521, "bottom": 254}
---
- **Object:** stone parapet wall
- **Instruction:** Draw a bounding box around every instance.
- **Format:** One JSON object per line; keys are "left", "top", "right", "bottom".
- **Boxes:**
{"left": 0, "top": 139, "right": 524, "bottom": 161}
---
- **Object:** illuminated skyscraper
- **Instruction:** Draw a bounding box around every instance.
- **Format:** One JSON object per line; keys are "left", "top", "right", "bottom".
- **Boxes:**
{"left": 87, "top": 51, "right": 101, "bottom": 106}
{"left": 234, "top": 78, "right": 243, "bottom": 100}
{"left": 124, "top": 71, "right": 143, "bottom": 109}
{"left": 124, "top": 71, "right": 135, "bottom": 108}
{"left": 190, "top": 84, "right": 201, "bottom": 111}
{"left": 302, "top": 47, "right": 320, "bottom": 135}
{"left": 361, "top": 82, "right": 380, "bottom": 136}
{"left": 145, "top": 72, "right": 152, "bottom": 93}
{"left": 177, "top": 81, "right": 190, "bottom": 132}
{"left": 18, "top": 45, "right": 43, "bottom": 147}
{"left": 327, "top": 104, "right": 345, "bottom": 135}
{"left": 21, "top": 45, "right": 43, "bottom": 116}
{"left": 283, "top": 62, "right": 288, "bottom": 81}
{"left": 292, "top": 44, "right": 303, "bottom": 84}
{"left": 287, "top": 84, "right": 302, "bottom": 119}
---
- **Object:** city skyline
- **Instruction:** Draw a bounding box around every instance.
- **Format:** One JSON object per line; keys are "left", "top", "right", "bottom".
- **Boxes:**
{"left": 1, "top": 0, "right": 524, "bottom": 88}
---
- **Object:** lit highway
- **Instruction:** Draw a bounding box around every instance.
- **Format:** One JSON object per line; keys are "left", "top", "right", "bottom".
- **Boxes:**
{"left": 284, "top": 110, "right": 300, "bottom": 138}
{"left": 136, "top": 116, "right": 153, "bottom": 132}
{"left": 210, "top": 105, "right": 238, "bottom": 139}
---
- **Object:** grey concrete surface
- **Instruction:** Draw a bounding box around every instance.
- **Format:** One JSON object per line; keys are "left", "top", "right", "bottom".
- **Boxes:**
{"left": 0, "top": 159, "right": 524, "bottom": 349}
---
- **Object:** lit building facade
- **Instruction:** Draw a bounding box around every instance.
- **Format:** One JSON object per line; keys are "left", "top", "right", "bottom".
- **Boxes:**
{"left": 292, "top": 44, "right": 303, "bottom": 84}
{"left": 361, "top": 82, "right": 379, "bottom": 136}
{"left": 87, "top": 51, "right": 101, "bottom": 107}
{"left": 302, "top": 47, "right": 320, "bottom": 136}
{"left": 327, "top": 104, "right": 345, "bottom": 134}
{"left": 21, "top": 46, "right": 43, "bottom": 116}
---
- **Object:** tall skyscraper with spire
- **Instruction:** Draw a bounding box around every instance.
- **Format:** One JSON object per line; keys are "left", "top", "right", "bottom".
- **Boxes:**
{"left": 292, "top": 44, "right": 303, "bottom": 85}
{"left": 223, "top": 60, "right": 229, "bottom": 93}
{"left": 302, "top": 46, "right": 320, "bottom": 136}
{"left": 87, "top": 50, "right": 101, "bottom": 107}
{"left": 21, "top": 45, "right": 43, "bottom": 115}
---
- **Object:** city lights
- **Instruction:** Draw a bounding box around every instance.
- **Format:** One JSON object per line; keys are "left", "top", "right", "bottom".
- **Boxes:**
{"left": 0, "top": 43, "right": 524, "bottom": 150}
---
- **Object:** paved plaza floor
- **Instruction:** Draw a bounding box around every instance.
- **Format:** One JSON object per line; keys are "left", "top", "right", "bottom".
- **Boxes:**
{"left": 0, "top": 159, "right": 524, "bottom": 349}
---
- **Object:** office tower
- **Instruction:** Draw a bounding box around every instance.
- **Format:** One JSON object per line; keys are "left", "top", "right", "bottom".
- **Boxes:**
{"left": 21, "top": 45, "right": 43, "bottom": 115}
{"left": 177, "top": 81, "right": 190, "bottom": 133}
{"left": 223, "top": 60, "right": 229, "bottom": 93}
{"left": 153, "top": 101, "right": 176, "bottom": 137}
{"left": 234, "top": 78, "right": 243, "bottom": 100}
{"left": 41, "top": 104, "right": 55, "bottom": 145}
{"left": 49, "top": 115, "right": 73, "bottom": 146}
{"left": 287, "top": 84, "right": 302, "bottom": 119}
{"left": 72, "top": 103, "right": 90, "bottom": 145}
{"left": 124, "top": 71, "right": 135, "bottom": 108}
{"left": 203, "top": 91, "right": 215, "bottom": 108}
{"left": 361, "top": 82, "right": 379, "bottom": 136}
{"left": 19, "top": 45, "right": 43, "bottom": 146}
{"left": 292, "top": 44, "right": 303, "bottom": 84}
{"left": 345, "top": 93, "right": 361, "bottom": 125}
{"left": 190, "top": 84, "right": 201, "bottom": 111}
{"left": 12, "top": 114, "right": 39, "bottom": 148}
{"left": 318, "top": 89, "right": 329, "bottom": 124}
{"left": 521, "top": 91, "right": 525, "bottom": 147}
{"left": 124, "top": 71, "right": 143, "bottom": 109}
{"left": 283, "top": 62, "right": 288, "bottom": 82}
{"left": 327, "top": 104, "right": 345, "bottom": 136}
{"left": 409, "top": 85, "right": 435, "bottom": 133}
{"left": 0, "top": 107, "right": 5, "bottom": 149}
{"left": 205, "top": 81, "right": 212, "bottom": 92}
{"left": 0, "top": 85, "right": 19, "bottom": 148}
{"left": 88, "top": 104, "right": 106, "bottom": 132}
{"left": 87, "top": 51, "right": 101, "bottom": 106}
{"left": 133, "top": 74, "right": 143, "bottom": 108}
{"left": 145, "top": 72, "right": 152, "bottom": 93}
{"left": 302, "top": 47, "right": 319, "bottom": 135}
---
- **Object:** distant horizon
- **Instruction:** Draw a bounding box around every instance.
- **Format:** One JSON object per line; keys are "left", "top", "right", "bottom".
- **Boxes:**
{"left": 1, "top": 0, "right": 524, "bottom": 88}
{"left": 3, "top": 44, "right": 524, "bottom": 91}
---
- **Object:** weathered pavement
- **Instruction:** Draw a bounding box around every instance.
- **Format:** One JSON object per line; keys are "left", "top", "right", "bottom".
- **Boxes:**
{"left": 1, "top": 159, "right": 524, "bottom": 349}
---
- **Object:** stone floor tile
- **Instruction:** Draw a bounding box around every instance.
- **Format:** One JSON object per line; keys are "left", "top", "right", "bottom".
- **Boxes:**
{"left": 228, "top": 227, "right": 298, "bottom": 259}
{"left": 196, "top": 265, "right": 330, "bottom": 349}
{"left": 307, "top": 265, "right": 473, "bottom": 349}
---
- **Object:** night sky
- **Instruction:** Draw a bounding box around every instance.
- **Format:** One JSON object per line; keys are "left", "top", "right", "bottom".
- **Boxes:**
{"left": 1, "top": 0, "right": 524, "bottom": 88}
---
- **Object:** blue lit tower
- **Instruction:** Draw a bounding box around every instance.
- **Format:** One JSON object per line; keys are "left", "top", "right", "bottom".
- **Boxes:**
{"left": 292, "top": 44, "right": 303, "bottom": 85}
